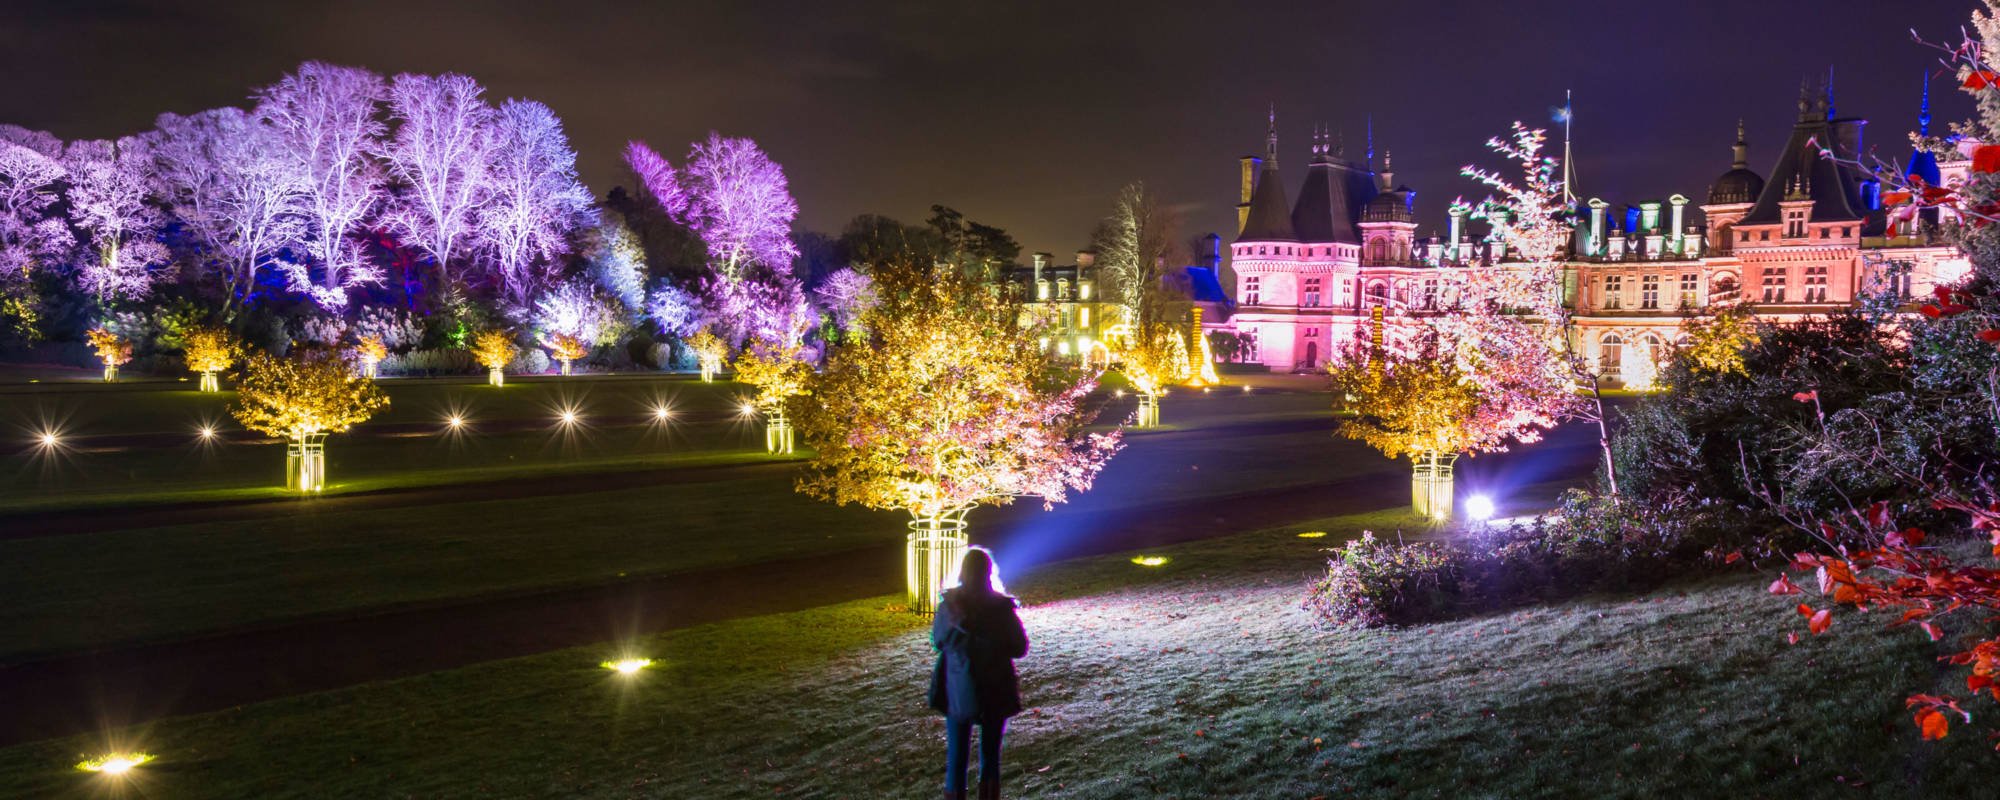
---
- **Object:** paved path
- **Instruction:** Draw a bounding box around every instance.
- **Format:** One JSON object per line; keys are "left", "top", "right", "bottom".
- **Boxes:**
{"left": 0, "top": 419, "right": 1602, "bottom": 747}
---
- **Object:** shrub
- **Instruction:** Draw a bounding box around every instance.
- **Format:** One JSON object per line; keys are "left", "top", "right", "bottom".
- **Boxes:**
{"left": 399, "top": 348, "right": 477, "bottom": 374}
{"left": 353, "top": 306, "right": 422, "bottom": 352}
{"left": 1304, "top": 532, "right": 1464, "bottom": 627}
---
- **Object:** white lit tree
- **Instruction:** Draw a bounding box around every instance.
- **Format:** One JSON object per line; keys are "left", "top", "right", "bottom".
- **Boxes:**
{"left": 383, "top": 72, "right": 495, "bottom": 298}
{"left": 0, "top": 126, "right": 73, "bottom": 299}
{"left": 147, "top": 108, "right": 306, "bottom": 315}
{"left": 64, "top": 137, "right": 168, "bottom": 301}
{"left": 479, "top": 99, "right": 591, "bottom": 307}
{"left": 254, "top": 61, "right": 388, "bottom": 308}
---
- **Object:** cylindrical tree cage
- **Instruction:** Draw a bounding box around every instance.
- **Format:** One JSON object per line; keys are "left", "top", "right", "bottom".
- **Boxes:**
{"left": 906, "top": 514, "right": 969, "bottom": 616}
{"left": 286, "top": 432, "right": 329, "bottom": 493}
{"left": 488, "top": 366, "right": 505, "bottom": 387}
{"left": 700, "top": 362, "right": 716, "bottom": 383}
{"left": 199, "top": 371, "right": 219, "bottom": 392}
{"left": 361, "top": 360, "right": 379, "bottom": 380}
{"left": 558, "top": 359, "right": 573, "bottom": 377}
{"left": 1135, "top": 392, "right": 1160, "bottom": 427}
{"left": 102, "top": 365, "right": 118, "bottom": 382}
{"left": 1411, "top": 450, "right": 1458, "bottom": 520}
{"left": 764, "top": 407, "right": 794, "bottom": 454}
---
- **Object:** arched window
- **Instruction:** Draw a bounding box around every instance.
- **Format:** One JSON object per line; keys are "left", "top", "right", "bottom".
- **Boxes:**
{"left": 1057, "top": 279, "right": 1071, "bottom": 300}
{"left": 1368, "top": 240, "right": 1387, "bottom": 263}
{"left": 1366, "top": 281, "right": 1389, "bottom": 306}
{"left": 1598, "top": 333, "right": 1624, "bottom": 379}
{"left": 1036, "top": 279, "right": 1050, "bottom": 300}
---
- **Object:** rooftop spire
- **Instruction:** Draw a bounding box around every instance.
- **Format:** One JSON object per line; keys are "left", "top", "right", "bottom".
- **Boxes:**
{"left": 1732, "top": 118, "right": 1749, "bottom": 170}
{"left": 1919, "top": 71, "right": 1933, "bottom": 135}
{"left": 1266, "top": 103, "right": 1278, "bottom": 164}
{"left": 1826, "top": 64, "right": 1836, "bottom": 119}
{"left": 1797, "top": 77, "right": 1811, "bottom": 120}
{"left": 1366, "top": 115, "right": 1375, "bottom": 167}
{"left": 1334, "top": 128, "right": 1345, "bottom": 160}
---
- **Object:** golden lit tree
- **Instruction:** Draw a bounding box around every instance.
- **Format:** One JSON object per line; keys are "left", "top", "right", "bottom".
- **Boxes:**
{"left": 733, "top": 337, "right": 814, "bottom": 453}
{"left": 1120, "top": 321, "right": 1191, "bottom": 426}
{"left": 352, "top": 335, "right": 388, "bottom": 380}
{"left": 792, "top": 264, "right": 1122, "bottom": 614}
{"left": 541, "top": 331, "right": 588, "bottom": 376}
{"left": 686, "top": 327, "right": 727, "bottom": 382}
{"left": 182, "top": 325, "right": 242, "bottom": 392}
{"left": 231, "top": 349, "right": 389, "bottom": 491}
{"left": 471, "top": 329, "right": 518, "bottom": 386}
{"left": 86, "top": 327, "right": 132, "bottom": 382}
{"left": 1676, "top": 302, "right": 1759, "bottom": 379}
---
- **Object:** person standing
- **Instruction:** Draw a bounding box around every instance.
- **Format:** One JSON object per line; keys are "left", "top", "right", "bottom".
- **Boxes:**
{"left": 928, "top": 547, "right": 1029, "bottom": 800}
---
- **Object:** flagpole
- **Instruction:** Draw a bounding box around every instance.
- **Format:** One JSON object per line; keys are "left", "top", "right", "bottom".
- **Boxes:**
{"left": 1561, "top": 89, "right": 1576, "bottom": 206}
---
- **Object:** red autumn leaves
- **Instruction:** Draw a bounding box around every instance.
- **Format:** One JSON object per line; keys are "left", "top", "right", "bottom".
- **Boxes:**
{"left": 1764, "top": 501, "right": 2000, "bottom": 743}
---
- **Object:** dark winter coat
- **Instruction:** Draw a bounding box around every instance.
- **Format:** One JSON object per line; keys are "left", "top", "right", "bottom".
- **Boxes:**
{"left": 927, "top": 588, "right": 1029, "bottom": 723}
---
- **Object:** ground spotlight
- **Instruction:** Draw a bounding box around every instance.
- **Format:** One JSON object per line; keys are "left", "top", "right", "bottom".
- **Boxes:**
{"left": 1466, "top": 494, "right": 1496, "bottom": 522}
{"left": 1130, "top": 555, "right": 1169, "bottom": 567}
{"left": 447, "top": 415, "right": 465, "bottom": 428}
{"left": 198, "top": 426, "right": 215, "bottom": 438}
{"left": 739, "top": 403, "right": 757, "bottom": 417}
{"left": 602, "top": 658, "right": 653, "bottom": 675}
{"left": 1296, "top": 531, "right": 1326, "bottom": 539}
{"left": 559, "top": 411, "right": 578, "bottom": 425}
{"left": 1114, "top": 389, "right": 1125, "bottom": 398}
{"left": 653, "top": 406, "right": 672, "bottom": 420}
{"left": 1242, "top": 385, "right": 1253, "bottom": 393}
{"left": 76, "top": 753, "right": 152, "bottom": 775}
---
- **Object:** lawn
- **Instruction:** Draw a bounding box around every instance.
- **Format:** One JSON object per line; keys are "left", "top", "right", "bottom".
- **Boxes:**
{"left": 1, "top": 509, "right": 1987, "bottom": 799}
{"left": 0, "top": 384, "right": 1397, "bottom": 660}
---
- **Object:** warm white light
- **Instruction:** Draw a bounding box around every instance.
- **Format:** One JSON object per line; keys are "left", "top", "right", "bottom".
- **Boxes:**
{"left": 740, "top": 403, "right": 757, "bottom": 416}
{"left": 1131, "top": 555, "right": 1169, "bottom": 567}
{"left": 559, "top": 411, "right": 578, "bottom": 424}
{"left": 1467, "top": 494, "right": 1496, "bottom": 522}
{"left": 1114, "top": 389, "right": 1125, "bottom": 397}
{"left": 77, "top": 753, "right": 151, "bottom": 775}
{"left": 1297, "top": 531, "right": 1327, "bottom": 539}
{"left": 1242, "top": 385, "right": 1253, "bottom": 393}
{"left": 446, "top": 415, "right": 464, "bottom": 427}
{"left": 40, "top": 433, "right": 58, "bottom": 446}
{"left": 603, "top": 658, "right": 652, "bottom": 674}
{"left": 654, "top": 406, "right": 671, "bottom": 420}
{"left": 198, "top": 426, "right": 214, "bottom": 438}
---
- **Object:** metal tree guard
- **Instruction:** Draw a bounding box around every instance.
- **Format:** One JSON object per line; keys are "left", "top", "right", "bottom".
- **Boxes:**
{"left": 906, "top": 510, "right": 971, "bottom": 615}
{"left": 488, "top": 366, "right": 505, "bottom": 387}
{"left": 764, "top": 406, "right": 794, "bottom": 454}
{"left": 1412, "top": 450, "right": 1457, "bottom": 520}
{"left": 287, "top": 432, "right": 329, "bottom": 492}
{"left": 199, "top": 371, "right": 219, "bottom": 392}
{"left": 102, "top": 364, "right": 117, "bottom": 382}
{"left": 1135, "top": 392, "right": 1160, "bottom": 427}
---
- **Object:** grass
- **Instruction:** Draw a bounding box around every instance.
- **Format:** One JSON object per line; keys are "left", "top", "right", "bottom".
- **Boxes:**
{"left": 0, "top": 384, "right": 1373, "bottom": 660}
{"left": 1, "top": 509, "right": 1989, "bottom": 799}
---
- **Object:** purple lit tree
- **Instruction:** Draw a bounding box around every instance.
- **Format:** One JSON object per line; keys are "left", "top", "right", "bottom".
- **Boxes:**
{"left": 64, "top": 137, "right": 168, "bottom": 301}
{"left": 0, "top": 126, "right": 73, "bottom": 294}
{"left": 623, "top": 140, "right": 686, "bottom": 221}
{"left": 674, "top": 132, "right": 799, "bottom": 277}
{"left": 148, "top": 108, "right": 306, "bottom": 313}
{"left": 383, "top": 72, "right": 495, "bottom": 297}
{"left": 479, "top": 99, "right": 591, "bottom": 308}
{"left": 702, "top": 271, "right": 814, "bottom": 348}
{"left": 254, "top": 61, "right": 388, "bottom": 308}
{"left": 646, "top": 281, "right": 702, "bottom": 339}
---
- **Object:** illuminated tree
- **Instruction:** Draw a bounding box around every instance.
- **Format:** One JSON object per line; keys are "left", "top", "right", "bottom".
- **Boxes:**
{"left": 182, "top": 325, "right": 242, "bottom": 392}
{"left": 686, "top": 328, "right": 727, "bottom": 382}
{"left": 701, "top": 270, "right": 815, "bottom": 347}
{"left": 679, "top": 132, "right": 800, "bottom": 276}
{"left": 533, "top": 278, "right": 605, "bottom": 375}
{"left": 1093, "top": 181, "right": 1182, "bottom": 329}
{"left": 254, "top": 61, "right": 388, "bottom": 309}
{"left": 231, "top": 349, "right": 388, "bottom": 491}
{"left": 383, "top": 72, "right": 495, "bottom": 298}
{"left": 814, "top": 267, "right": 877, "bottom": 338}
{"left": 0, "top": 127, "right": 73, "bottom": 299}
{"left": 622, "top": 140, "right": 686, "bottom": 221}
{"left": 64, "top": 137, "right": 168, "bottom": 301}
{"left": 479, "top": 99, "right": 591, "bottom": 306}
{"left": 85, "top": 327, "right": 132, "bottom": 382}
{"left": 352, "top": 335, "right": 388, "bottom": 379}
{"left": 541, "top": 332, "right": 588, "bottom": 376}
{"left": 1460, "top": 122, "right": 1611, "bottom": 492}
{"left": 1325, "top": 330, "right": 1507, "bottom": 519}
{"left": 647, "top": 281, "right": 702, "bottom": 339}
{"left": 471, "top": 329, "right": 518, "bottom": 386}
{"left": 1676, "top": 303, "right": 1759, "bottom": 378}
{"left": 1120, "top": 321, "right": 1191, "bottom": 426}
{"left": 733, "top": 337, "right": 814, "bottom": 453}
{"left": 147, "top": 108, "right": 306, "bottom": 314}
{"left": 792, "top": 266, "right": 1122, "bottom": 613}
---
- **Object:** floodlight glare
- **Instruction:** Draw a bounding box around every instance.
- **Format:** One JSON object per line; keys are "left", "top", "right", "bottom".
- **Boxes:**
{"left": 603, "top": 658, "right": 653, "bottom": 674}
{"left": 1467, "top": 494, "right": 1496, "bottom": 522}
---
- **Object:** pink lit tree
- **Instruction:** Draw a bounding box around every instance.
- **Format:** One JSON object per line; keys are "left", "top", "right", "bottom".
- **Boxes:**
{"left": 479, "top": 99, "right": 591, "bottom": 308}
{"left": 63, "top": 136, "right": 168, "bottom": 301}
{"left": 0, "top": 126, "right": 73, "bottom": 294}
{"left": 383, "top": 72, "right": 496, "bottom": 299}
{"left": 813, "top": 267, "right": 877, "bottom": 337}
{"left": 254, "top": 61, "right": 388, "bottom": 309}
{"left": 623, "top": 140, "right": 687, "bottom": 221}
{"left": 147, "top": 108, "right": 306, "bottom": 313}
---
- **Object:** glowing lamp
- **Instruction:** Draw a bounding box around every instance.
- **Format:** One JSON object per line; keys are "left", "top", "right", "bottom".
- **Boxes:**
{"left": 1130, "top": 556, "right": 1169, "bottom": 567}
{"left": 602, "top": 658, "right": 653, "bottom": 674}
{"left": 40, "top": 433, "right": 59, "bottom": 447}
{"left": 1296, "top": 531, "right": 1327, "bottom": 539}
{"left": 559, "top": 411, "right": 578, "bottom": 425}
{"left": 1466, "top": 494, "right": 1496, "bottom": 522}
{"left": 1242, "top": 385, "right": 1253, "bottom": 393}
{"left": 1114, "top": 389, "right": 1125, "bottom": 398}
{"left": 447, "top": 415, "right": 464, "bottom": 428}
{"left": 198, "top": 426, "right": 215, "bottom": 438}
{"left": 654, "top": 406, "right": 672, "bottom": 420}
{"left": 739, "top": 403, "right": 758, "bottom": 416}
{"left": 77, "top": 753, "right": 152, "bottom": 775}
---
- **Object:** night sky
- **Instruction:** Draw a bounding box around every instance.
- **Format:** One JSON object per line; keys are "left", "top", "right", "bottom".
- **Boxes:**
{"left": 1, "top": 0, "right": 1980, "bottom": 258}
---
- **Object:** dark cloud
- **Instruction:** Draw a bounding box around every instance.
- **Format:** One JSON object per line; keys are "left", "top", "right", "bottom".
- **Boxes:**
{"left": 1, "top": 0, "right": 1980, "bottom": 254}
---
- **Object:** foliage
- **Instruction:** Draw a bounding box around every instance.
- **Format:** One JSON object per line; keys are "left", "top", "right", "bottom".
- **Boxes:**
{"left": 1120, "top": 321, "right": 1190, "bottom": 396}
{"left": 1303, "top": 532, "right": 1462, "bottom": 627}
{"left": 85, "top": 327, "right": 132, "bottom": 367}
{"left": 470, "top": 329, "right": 518, "bottom": 370}
{"left": 1092, "top": 181, "right": 1182, "bottom": 330}
{"left": 628, "top": 132, "right": 799, "bottom": 277}
{"left": 578, "top": 210, "right": 647, "bottom": 311}
{"left": 791, "top": 263, "right": 1121, "bottom": 521}
{"left": 229, "top": 348, "right": 388, "bottom": 439}
{"left": 1207, "top": 330, "right": 1254, "bottom": 363}
{"left": 1325, "top": 330, "right": 1495, "bottom": 460}
{"left": 732, "top": 338, "right": 813, "bottom": 409}
{"left": 1675, "top": 302, "right": 1760, "bottom": 379}
{"left": 686, "top": 328, "right": 727, "bottom": 375}
{"left": 812, "top": 267, "right": 877, "bottom": 336}
{"left": 181, "top": 325, "right": 242, "bottom": 374}
{"left": 64, "top": 136, "right": 168, "bottom": 300}
{"left": 541, "top": 332, "right": 589, "bottom": 365}
{"left": 382, "top": 71, "right": 495, "bottom": 295}
{"left": 645, "top": 281, "right": 702, "bottom": 339}
{"left": 254, "top": 61, "right": 388, "bottom": 308}
{"left": 0, "top": 127, "right": 73, "bottom": 293}
{"left": 353, "top": 335, "right": 388, "bottom": 365}
{"left": 479, "top": 98, "right": 592, "bottom": 307}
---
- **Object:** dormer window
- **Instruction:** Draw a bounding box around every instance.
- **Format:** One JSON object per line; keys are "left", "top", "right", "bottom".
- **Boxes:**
{"left": 1785, "top": 210, "right": 1807, "bottom": 238}
{"left": 1057, "top": 279, "right": 1070, "bottom": 300}
{"left": 1036, "top": 279, "right": 1049, "bottom": 300}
